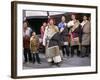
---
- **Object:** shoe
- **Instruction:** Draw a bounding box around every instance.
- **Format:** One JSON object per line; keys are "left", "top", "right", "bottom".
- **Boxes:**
{"left": 80, "top": 56, "right": 85, "bottom": 58}
{"left": 85, "top": 55, "right": 89, "bottom": 57}
{"left": 28, "top": 60, "right": 32, "bottom": 63}
{"left": 23, "top": 61, "right": 27, "bottom": 64}
{"left": 33, "top": 61, "right": 35, "bottom": 64}
{"left": 55, "top": 63, "right": 60, "bottom": 67}
{"left": 71, "top": 55, "right": 74, "bottom": 57}
{"left": 38, "top": 62, "right": 41, "bottom": 64}
{"left": 49, "top": 63, "right": 53, "bottom": 67}
{"left": 77, "top": 54, "right": 80, "bottom": 57}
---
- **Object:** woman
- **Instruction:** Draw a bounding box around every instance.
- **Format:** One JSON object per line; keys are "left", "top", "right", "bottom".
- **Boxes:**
{"left": 30, "top": 32, "right": 41, "bottom": 64}
{"left": 40, "top": 22, "right": 47, "bottom": 39}
{"left": 68, "top": 14, "right": 81, "bottom": 57}
{"left": 80, "top": 15, "right": 91, "bottom": 57}
{"left": 43, "top": 18, "right": 62, "bottom": 67}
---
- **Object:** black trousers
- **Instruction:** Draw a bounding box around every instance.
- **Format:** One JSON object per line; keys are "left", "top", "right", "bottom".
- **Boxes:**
{"left": 81, "top": 45, "right": 90, "bottom": 57}
{"left": 32, "top": 53, "right": 41, "bottom": 63}
{"left": 62, "top": 45, "right": 69, "bottom": 56}
{"left": 71, "top": 45, "right": 80, "bottom": 57}
{"left": 23, "top": 48, "right": 32, "bottom": 62}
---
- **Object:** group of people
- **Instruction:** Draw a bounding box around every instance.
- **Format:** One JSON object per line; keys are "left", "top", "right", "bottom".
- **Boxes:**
{"left": 23, "top": 21, "right": 41, "bottom": 64}
{"left": 23, "top": 14, "right": 91, "bottom": 67}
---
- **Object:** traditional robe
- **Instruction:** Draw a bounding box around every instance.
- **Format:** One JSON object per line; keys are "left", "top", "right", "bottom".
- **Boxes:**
{"left": 30, "top": 36, "right": 39, "bottom": 53}
{"left": 23, "top": 36, "right": 30, "bottom": 49}
{"left": 60, "top": 26, "right": 69, "bottom": 46}
{"left": 81, "top": 20, "right": 91, "bottom": 45}
{"left": 43, "top": 25, "right": 62, "bottom": 63}
{"left": 68, "top": 20, "right": 82, "bottom": 46}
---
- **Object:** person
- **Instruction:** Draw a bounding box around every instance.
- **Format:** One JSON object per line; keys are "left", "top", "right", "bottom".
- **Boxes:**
{"left": 39, "top": 22, "right": 47, "bottom": 53}
{"left": 43, "top": 18, "right": 62, "bottom": 67}
{"left": 23, "top": 21, "right": 32, "bottom": 38}
{"left": 23, "top": 20, "right": 32, "bottom": 63}
{"left": 68, "top": 14, "right": 81, "bottom": 57}
{"left": 88, "top": 16, "right": 91, "bottom": 54}
{"left": 40, "top": 22, "right": 47, "bottom": 39}
{"left": 30, "top": 32, "right": 41, "bottom": 64}
{"left": 80, "top": 15, "right": 91, "bottom": 57}
{"left": 58, "top": 16, "right": 69, "bottom": 57}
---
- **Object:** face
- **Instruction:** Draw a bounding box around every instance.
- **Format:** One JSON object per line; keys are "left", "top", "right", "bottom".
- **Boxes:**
{"left": 83, "top": 16, "right": 87, "bottom": 20}
{"left": 23, "top": 22, "right": 28, "bottom": 29}
{"left": 71, "top": 15, "right": 76, "bottom": 20}
{"left": 43, "top": 22, "right": 47, "bottom": 27}
{"left": 89, "top": 17, "right": 91, "bottom": 21}
{"left": 49, "top": 19, "right": 54, "bottom": 25}
{"left": 32, "top": 32, "right": 36, "bottom": 36}
{"left": 61, "top": 16, "right": 66, "bottom": 22}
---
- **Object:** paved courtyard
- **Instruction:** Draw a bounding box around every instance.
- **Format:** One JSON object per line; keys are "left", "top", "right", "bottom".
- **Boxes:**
{"left": 23, "top": 53, "right": 91, "bottom": 69}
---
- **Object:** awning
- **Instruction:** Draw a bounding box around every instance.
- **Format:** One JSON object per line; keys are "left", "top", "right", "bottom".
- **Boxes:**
{"left": 24, "top": 10, "right": 66, "bottom": 17}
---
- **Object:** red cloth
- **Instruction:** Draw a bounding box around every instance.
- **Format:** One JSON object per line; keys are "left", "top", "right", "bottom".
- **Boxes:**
{"left": 71, "top": 32, "right": 78, "bottom": 38}
{"left": 23, "top": 36, "right": 30, "bottom": 48}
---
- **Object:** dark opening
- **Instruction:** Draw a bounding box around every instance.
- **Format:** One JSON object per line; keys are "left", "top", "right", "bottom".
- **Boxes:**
{"left": 27, "top": 18, "right": 48, "bottom": 34}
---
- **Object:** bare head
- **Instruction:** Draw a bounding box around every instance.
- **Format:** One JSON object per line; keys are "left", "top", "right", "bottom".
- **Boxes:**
{"left": 48, "top": 18, "right": 55, "bottom": 25}
{"left": 23, "top": 21, "right": 28, "bottom": 29}
{"left": 71, "top": 14, "right": 76, "bottom": 20}
{"left": 83, "top": 15, "right": 88, "bottom": 21}
{"left": 43, "top": 22, "right": 47, "bottom": 27}
{"left": 61, "top": 16, "right": 66, "bottom": 22}
{"left": 32, "top": 32, "right": 36, "bottom": 36}
{"left": 89, "top": 16, "right": 91, "bottom": 21}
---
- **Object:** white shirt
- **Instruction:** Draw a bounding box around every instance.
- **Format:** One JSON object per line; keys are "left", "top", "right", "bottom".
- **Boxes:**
{"left": 67, "top": 20, "right": 74, "bottom": 28}
{"left": 23, "top": 27, "right": 32, "bottom": 37}
{"left": 81, "top": 20, "right": 88, "bottom": 28}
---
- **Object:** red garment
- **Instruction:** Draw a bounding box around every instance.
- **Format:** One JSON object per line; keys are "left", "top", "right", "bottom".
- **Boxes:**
{"left": 23, "top": 36, "right": 30, "bottom": 48}
{"left": 40, "top": 26, "right": 45, "bottom": 39}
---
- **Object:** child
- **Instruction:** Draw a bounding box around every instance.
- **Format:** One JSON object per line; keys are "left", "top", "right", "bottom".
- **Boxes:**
{"left": 30, "top": 32, "right": 41, "bottom": 64}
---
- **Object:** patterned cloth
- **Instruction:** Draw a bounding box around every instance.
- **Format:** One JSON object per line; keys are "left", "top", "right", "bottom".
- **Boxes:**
{"left": 69, "top": 20, "right": 81, "bottom": 46}
{"left": 23, "top": 36, "right": 30, "bottom": 48}
{"left": 30, "top": 36, "right": 39, "bottom": 53}
{"left": 81, "top": 20, "right": 91, "bottom": 45}
{"left": 43, "top": 25, "right": 62, "bottom": 63}
{"left": 46, "top": 46, "right": 60, "bottom": 58}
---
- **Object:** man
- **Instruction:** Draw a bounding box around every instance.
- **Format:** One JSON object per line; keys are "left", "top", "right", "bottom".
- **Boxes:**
{"left": 80, "top": 15, "right": 91, "bottom": 57}
{"left": 23, "top": 20, "right": 32, "bottom": 63}
{"left": 43, "top": 18, "right": 62, "bottom": 67}
{"left": 67, "top": 14, "right": 81, "bottom": 57}
{"left": 58, "top": 16, "right": 69, "bottom": 57}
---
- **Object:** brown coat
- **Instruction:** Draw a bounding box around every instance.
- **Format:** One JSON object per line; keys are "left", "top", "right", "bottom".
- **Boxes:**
{"left": 23, "top": 36, "right": 30, "bottom": 48}
{"left": 69, "top": 20, "right": 81, "bottom": 46}
{"left": 30, "top": 36, "right": 39, "bottom": 53}
{"left": 81, "top": 21, "right": 91, "bottom": 45}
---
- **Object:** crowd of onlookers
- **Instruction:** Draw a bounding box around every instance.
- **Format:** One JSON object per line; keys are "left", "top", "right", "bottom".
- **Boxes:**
{"left": 23, "top": 14, "right": 91, "bottom": 67}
